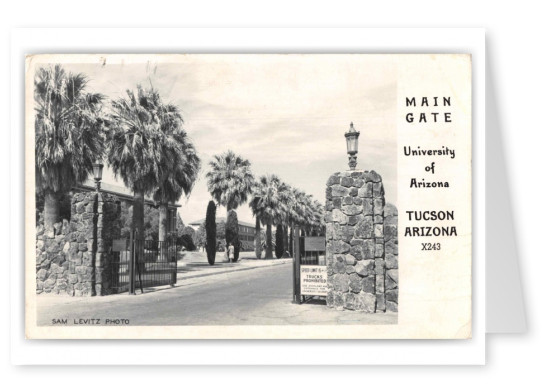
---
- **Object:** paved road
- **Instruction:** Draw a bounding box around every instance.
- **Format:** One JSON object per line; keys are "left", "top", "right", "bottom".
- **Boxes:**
{"left": 37, "top": 263, "right": 397, "bottom": 326}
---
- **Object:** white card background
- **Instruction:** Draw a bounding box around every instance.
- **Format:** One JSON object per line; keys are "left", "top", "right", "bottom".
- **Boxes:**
{"left": 10, "top": 27, "right": 486, "bottom": 364}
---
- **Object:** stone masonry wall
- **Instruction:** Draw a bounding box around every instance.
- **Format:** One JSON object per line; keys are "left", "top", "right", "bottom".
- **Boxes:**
{"left": 325, "top": 170, "right": 398, "bottom": 313}
{"left": 36, "top": 215, "right": 71, "bottom": 294}
{"left": 36, "top": 191, "right": 121, "bottom": 296}
{"left": 383, "top": 203, "right": 399, "bottom": 312}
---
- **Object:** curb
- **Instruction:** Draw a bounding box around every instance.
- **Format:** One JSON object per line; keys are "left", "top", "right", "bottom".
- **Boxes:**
{"left": 176, "top": 259, "right": 292, "bottom": 282}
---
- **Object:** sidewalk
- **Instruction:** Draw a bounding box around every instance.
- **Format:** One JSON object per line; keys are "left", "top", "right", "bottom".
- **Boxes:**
{"left": 176, "top": 251, "right": 292, "bottom": 282}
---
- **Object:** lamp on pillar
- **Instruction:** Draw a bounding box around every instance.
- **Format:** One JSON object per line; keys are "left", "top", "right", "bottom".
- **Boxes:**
{"left": 92, "top": 159, "right": 104, "bottom": 192}
{"left": 344, "top": 122, "right": 360, "bottom": 170}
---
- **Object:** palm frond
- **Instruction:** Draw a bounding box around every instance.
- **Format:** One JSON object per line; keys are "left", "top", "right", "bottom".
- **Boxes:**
{"left": 206, "top": 150, "right": 254, "bottom": 210}
{"left": 34, "top": 64, "right": 106, "bottom": 194}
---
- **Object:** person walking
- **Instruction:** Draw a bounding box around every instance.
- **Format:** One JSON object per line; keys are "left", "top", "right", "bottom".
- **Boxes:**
{"left": 228, "top": 243, "right": 235, "bottom": 263}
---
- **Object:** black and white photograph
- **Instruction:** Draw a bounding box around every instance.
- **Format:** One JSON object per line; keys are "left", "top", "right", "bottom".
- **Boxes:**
{"left": 25, "top": 53, "right": 471, "bottom": 339}
{"left": 29, "top": 54, "right": 400, "bottom": 332}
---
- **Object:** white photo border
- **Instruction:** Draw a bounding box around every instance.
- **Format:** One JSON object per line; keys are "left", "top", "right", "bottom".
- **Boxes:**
{"left": 10, "top": 27, "right": 485, "bottom": 365}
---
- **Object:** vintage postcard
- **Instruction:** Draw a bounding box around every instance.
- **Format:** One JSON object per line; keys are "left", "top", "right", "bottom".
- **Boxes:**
{"left": 25, "top": 54, "right": 471, "bottom": 339}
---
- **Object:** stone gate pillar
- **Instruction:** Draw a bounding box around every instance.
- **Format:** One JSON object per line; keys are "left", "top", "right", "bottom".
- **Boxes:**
{"left": 66, "top": 192, "right": 97, "bottom": 296}
{"left": 325, "top": 170, "right": 398, "bottom": 313}
{"left": 95, "top": 193, "right": 122, "bottom": 295}
{"left": 36, "top": 191, "right": 121, "bottom": 296}
{"left": 64, "top": 192, "right": 120, "bottom": 296}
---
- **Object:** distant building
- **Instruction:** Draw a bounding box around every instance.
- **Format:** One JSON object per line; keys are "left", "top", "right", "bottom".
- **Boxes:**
{"left": 189, "top": 217, "right": 257, "bottom": 250}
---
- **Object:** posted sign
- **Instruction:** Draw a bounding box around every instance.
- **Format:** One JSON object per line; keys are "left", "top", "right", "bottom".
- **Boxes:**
{"left": 300, "top": 265, "right": 328, "bottom": 296}
{"left": 112, "top": 239, "right": 127, "bottom": 252}
{"left": 304, "top": 236, "right": 325, "bottom": 251}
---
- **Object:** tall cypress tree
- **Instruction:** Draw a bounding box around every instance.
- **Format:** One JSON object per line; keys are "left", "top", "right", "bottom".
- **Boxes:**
{"left": 289, "top": 229, "right": 294, "bottom": 257}
{"left": 226, "top": 210, "right": 240, "bottom": 261}
{"left": 206, "top": 201, "right": 217, "bottom": 265}
{"left": 275, "top": 224, "right": 284, "bottom": 259}
{"left": 254, "top": 216, "right": 262, "bottom": 259}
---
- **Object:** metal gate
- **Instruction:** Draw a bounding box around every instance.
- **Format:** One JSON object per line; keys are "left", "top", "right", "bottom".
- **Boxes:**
{"left": 109, "top": 230, "right": 177, "bottom": 294}
{"left": 292, "top": 227, "right": 327, "bottom": 304}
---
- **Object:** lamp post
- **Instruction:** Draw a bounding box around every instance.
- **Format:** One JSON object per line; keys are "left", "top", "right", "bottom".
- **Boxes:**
{"left": 92, "top": 159, "right": 104, "bottom": 192}
{"left": 344, "top": 122, "right": 360, "bottom": 170}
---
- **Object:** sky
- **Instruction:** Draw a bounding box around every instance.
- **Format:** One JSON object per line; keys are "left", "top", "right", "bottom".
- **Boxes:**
{"left": 59, "top": 55, "right": 397, "bottom": 225}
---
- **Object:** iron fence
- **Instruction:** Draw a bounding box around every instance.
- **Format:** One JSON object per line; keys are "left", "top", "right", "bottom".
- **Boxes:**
{"left": 135, "top": 239, "right": 177, "bottom": 292}
{"left": 108, "top": 235, "right": 177, "bottom": 294}
{"left": 109, "top": 239, "right": 131, "bottom": 293}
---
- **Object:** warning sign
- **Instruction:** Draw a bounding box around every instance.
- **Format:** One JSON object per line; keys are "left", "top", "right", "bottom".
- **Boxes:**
{"left": 300, "top": 265, "right": 328, "bottom": 296}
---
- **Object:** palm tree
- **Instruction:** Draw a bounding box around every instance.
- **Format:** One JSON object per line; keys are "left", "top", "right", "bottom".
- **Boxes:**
{"left": 107, "top": 85, "right": 168, "bottom": 241}
{"left": 302, "top": 194, "right": 316, "bottom": 235}
{"left": 206, "top": 150, "right": 254, "bottom": 258}
{"left": 152, "top": 103, "right": 200, "bottom": 242}
{"left": 290, "top": 188, "right": 316, "bottom": 240}
{"left": 34, "top": 64, "right": 105, "bottom": 232}
{"left": 206, "top": 150, "right": 254, "bottom": 212}
{"left": 282, "top": 186, "right": 325, "bottom": 253}
{"left": 291, "top": 188, "right": 307, "bottom": 224}
{"left": 287, "top": 187, "right": 303, "bottom": 256}
{"left": 278, "top": 184, "right": 294, "bottom": 255}
{"left": 249, "top": 181, "right": 264, "bottom": 259}
{"left": 248, "top": 174, "right": 288, "bottom": 259}
{"left": 275, "top": 181, "right": 291, "bottom": 256}
{"left": 311, "top": 199, "right": 326, "bottom": 235}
